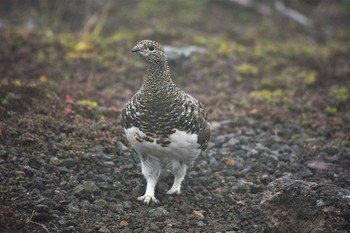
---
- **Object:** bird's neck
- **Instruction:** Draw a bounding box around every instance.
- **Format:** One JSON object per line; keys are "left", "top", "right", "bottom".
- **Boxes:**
{"left": 143, "top": 62, "right": 173, "bottom": 93}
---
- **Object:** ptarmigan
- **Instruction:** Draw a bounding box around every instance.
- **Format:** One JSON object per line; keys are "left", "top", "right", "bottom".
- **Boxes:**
{"left": 122, "top": 40, "right": 210, "bottom": 204}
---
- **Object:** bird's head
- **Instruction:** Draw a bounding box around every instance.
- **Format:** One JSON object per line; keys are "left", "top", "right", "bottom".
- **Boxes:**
{"left": 131, "top": 40, "right": 167, "bottom": 65}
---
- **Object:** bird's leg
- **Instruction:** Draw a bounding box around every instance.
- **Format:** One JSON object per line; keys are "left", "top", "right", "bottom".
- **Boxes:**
{"left": 138, "top": 156, "right": 161, "bottom": 204}
{"left": 167, "top": 160, "right": 187, "bottom": 195}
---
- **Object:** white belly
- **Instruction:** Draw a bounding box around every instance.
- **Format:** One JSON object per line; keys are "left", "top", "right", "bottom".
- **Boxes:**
{"left": 124, "top": 126, "right": 201, "bottom": 163}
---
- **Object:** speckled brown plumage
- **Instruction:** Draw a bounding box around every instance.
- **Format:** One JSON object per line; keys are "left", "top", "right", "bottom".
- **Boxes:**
{"left": 121, "top": 40, "right": 210, "bottom": 204}
{"left": 122, "top": 40, "right": 210, "bottom": 150}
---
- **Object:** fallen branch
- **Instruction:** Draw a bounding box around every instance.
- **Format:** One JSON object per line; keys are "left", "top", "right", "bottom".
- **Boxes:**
{"left": 220, "top": 0, "right": 312, "bottom": 27}
{"left": 27, "top": 211, "right": 50, "bottom": 233}
{"left": 275, "top": 1, "right": 312, "bottom": 27}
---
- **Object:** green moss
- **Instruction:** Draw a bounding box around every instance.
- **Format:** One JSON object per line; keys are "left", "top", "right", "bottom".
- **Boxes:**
{"left": 13, "top": 80, "right": 22, "bottom": 87}
{"left": 325, "top": 106, "right": 337, "bottom": 115}
{"left": 1, "top": 97, "right": 9, "bottom": 105}
{"left": 234, "top": 44, "right": 247, "bottom": 55}
{"left": 77, "top": 100, "right": 98, "bottom": 108}
{"left": 238, "top": 99, "right": 251, "bottom": 108}
{"left": 260, "top": 78, "right": 275, "bottom": 87}
{"left": 74, "top": 41, "right": 94, "bottom": 52}
{"left": 259, "top": 67, "right": 318, "bottom": 92}
{"left": 1, "top": 93, "right": 19, "bottom": 106}
{"left": 329, "top": 86, "right": 349, "bottom": 103}
{"left": 250, "top": 89, "right": 286, "bottom": 104}
{"left": 218, "top": 40, "right": 235, "bottom": 56}
{"left": 218, "top": 91, "right": 226, "bottom": 97}
{"left": 193, "top": 36, "right": 209, "bottom": 46}
{"left": 260, "top": 73, "right": 292, "bottom": 89}
{"left": 302, "top": 70, "right": 317, "bottom": 85}
{"left": 235, "top": 63, "right": 258, "bottom": 77}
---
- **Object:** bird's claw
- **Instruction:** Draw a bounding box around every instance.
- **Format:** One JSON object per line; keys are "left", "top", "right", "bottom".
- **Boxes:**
{"left": 137, "top": 195, "right": 158, "bottom": 204}
{"left": 167, "top": 188, "right": 181, "bottom": 195}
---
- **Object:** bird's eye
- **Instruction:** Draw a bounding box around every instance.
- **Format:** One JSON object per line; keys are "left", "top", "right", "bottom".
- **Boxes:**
{"left": 148, "top": 46, "right": 155, "bottom": 51}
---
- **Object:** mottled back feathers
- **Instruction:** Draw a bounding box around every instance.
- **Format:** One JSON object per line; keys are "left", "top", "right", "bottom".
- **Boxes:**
{"left": 122, "top": 40, "right": 210, "bottom": 151}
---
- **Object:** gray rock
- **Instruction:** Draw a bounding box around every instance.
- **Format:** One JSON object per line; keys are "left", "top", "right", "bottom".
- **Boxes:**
{"left": 94, "top": 198, "right": 108, "bottom": 208}
{"left": 68, "top": 176, "right": 79, "bottom": 187}
{"left": 67, "top": 203, "right": 80, "bottom": 213}
{"left": 8, "top": 147, "right": 19, "bottom": 156}
{"left": 243, "top": 128, "right": 255, "bottom": 136}
{"left": 196, "top": 221, "right": 205, "bottom": 227}
{"left": 261, "top": 177, "right": 350, "bottom": 233}
{"left": 306, "top": 159, "right": 330, "bottom": 170}
{"left": 122, "top": 201, "right": 132, "bottom": 209}
{"left": 224, "top": 138, "right": 240, "bottom": 147}
{"left": 95, "top": 174, "right": 113, "bottom": 183}
{"left": 323, "top": 146, "right": 339, "bottom": 156}
{"left": 108, "top": 202, "right": 121, "bottom": 213}
{"left": 103, "top": 161, "right": 115, "bottom": 166}
{"left": 98, "top": 226, "right": 111, "bottom": 233}
{"left": 212, "top": 135, "right": 230, "bottom": 148}
{"left": 28, "top": 157, "right": 41, "bottom": 169}
{"left": 149, "top": 222, "right": 159, "bottom": 230}
{"left": 35, "top": 204, "right": 49, "bottom": 212}
{"left": 149, "top": 207, "right": 170, "bottom": 218}
{"left": 82, "top": 181, "right": 99, "bottom": 193}
{"left": 23, "top": 165, "right": 37, "bottom": 177}
{"left": 164, "top": 45, "right": 207, "bottom": 62}
{"left": 247, "top": 148, "right": 259, "bottom": 157}
{"left": 231, "top": 179, "right": 254, "bottom": 194}
{"left": 209, "top": 157, "right": 218, "bottom": 167}
{"left": 237, "top": 136, "right": 249, "bottom": 145}
{"left": 101, "top": 154, "right": 114, "bottom": 161}
{"left": 0, "top": 150, "right": 7, "bottom": 158}
{"left": 60, "top": 158, "right": 76, "bottom": 168}
{"left": 73, "top": 180, "right": 99, "bottom": 200}
{"left": 93, "top": 144, "right": 104, "bottom": 153}
{"left": 73, "top": 184, "right": 85, "bottom": 195}
{"left": 80, "top": 200, "right": 90, "bottom": 208}
{"left": 260, "top": 174, "right": 271, "bottom": 185}
{"left": 50, "top": 157, "right": 62, "bottom": 165}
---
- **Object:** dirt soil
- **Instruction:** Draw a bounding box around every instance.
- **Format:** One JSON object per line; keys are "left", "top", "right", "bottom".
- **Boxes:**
{"left": 1, "top": 1, "right": 350, "bottom": 232}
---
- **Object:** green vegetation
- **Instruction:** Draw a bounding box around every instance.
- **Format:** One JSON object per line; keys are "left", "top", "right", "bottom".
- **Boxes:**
{"left": 325, "top": 106, "right": 337, "bottom": 115}
{"left": 329, "top": 86, "right": 349, "bottom": 103}
{"left": 235, "top": 63, "right": 258, "bottom": 77}
{"left": 0, "top": 0, "right": 349, "bottom": 134}
{"left": 77, "top": 100, "right": 98, "bottom": 108}
{"left": 1, "top": 3, "right": 350, "bottom": 231}
{"left": 250, "top": 89, "right": 287, "bottom": 104}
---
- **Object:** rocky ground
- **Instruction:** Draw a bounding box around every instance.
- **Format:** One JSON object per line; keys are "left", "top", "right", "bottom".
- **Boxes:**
{"left": 1, "top": 116, "right": 349, "bottom": 232}
{"left": 1, "top": 1, "right": 350, "bottom": 232}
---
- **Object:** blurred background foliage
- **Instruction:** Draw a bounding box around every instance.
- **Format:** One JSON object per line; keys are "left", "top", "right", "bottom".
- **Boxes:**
{"left": 0, "top": 0, "right": 349, "bottom": 40}
{"left": 0, "top": 0, "right": 349, "bottom": 134}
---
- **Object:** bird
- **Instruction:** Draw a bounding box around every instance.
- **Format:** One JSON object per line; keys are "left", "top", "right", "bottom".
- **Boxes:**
{"left": 121, "top": 40, "right": 210, "bottom": 204}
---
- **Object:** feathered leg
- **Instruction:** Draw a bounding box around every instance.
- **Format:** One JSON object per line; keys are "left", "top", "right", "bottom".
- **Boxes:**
{"left": 137, "top": 156, "right": 161, "bottom": 204}
{"left": 167, "top": 160, "right": 187, "bottom": 195}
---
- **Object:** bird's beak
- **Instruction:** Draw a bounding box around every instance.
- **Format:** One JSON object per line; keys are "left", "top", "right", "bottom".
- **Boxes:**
{"left": 131, "top": 46, "right": 140, "bottom": 53}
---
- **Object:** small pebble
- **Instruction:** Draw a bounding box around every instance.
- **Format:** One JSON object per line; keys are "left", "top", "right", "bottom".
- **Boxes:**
{"left": 98, "top": 226, "right": 111, "bottom": 233}
{"left": 119, "top": 220, "right": 129, "bottom": 227}
{"left": 122, "top": 201, "right": 132, "bottom": 209}
{"left": 94, "top": 199, "right": 108, "bottom": 208}
{"left": 60, "top": 158, "right": 76, "bottom": 168}
{"left": 149, "top": 207, "right": 170, "bottom": 218}
{"left": 192, "top": 210, "right": 205, "bottom": 220}
{"left": 50, "top": 157, "right": 62, "bottom": 165}
{"left": 82, "top": 181, "right": 99, "bottom": 193}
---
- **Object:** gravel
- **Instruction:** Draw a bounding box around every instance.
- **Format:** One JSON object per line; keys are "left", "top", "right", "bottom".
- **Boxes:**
{"left": 1, "top": 117, "right": 349, "bottom": 232}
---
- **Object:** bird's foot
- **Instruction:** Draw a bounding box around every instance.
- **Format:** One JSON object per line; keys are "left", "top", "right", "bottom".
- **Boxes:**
{"left": 137, "top": 195, "right": 158, "bottom": 204}
{"left": 167, "top": 188, "right": 181, "bottom": 195}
